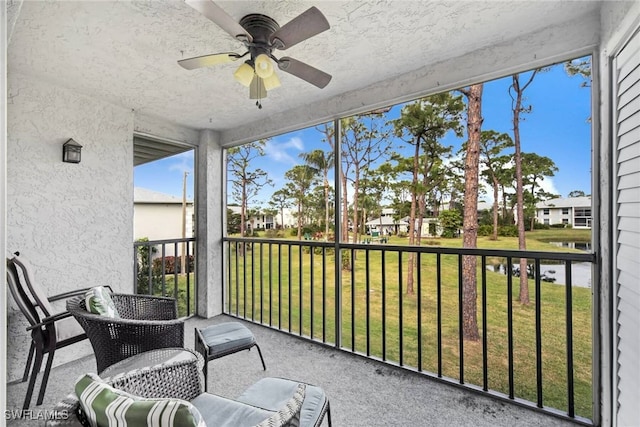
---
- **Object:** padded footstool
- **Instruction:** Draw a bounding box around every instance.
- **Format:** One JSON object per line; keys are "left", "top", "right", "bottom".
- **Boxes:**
{"left": 195, "top": 322, "right": 266, "bottom": 391}
{"left": 236, "top": 377, "right": 332, "bottom": 427}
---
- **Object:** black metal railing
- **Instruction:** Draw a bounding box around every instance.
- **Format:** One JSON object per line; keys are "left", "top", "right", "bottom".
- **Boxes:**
{"left": 133, "top": 237, "right": 196, "bottom": 317}
{"left": 223, "top": 237, "right": 596, "bottom": 424}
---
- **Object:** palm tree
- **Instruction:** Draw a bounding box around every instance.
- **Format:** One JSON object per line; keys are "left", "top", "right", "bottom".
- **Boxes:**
{"left": 301, "top": 149, "right": 334, "bottom": 240}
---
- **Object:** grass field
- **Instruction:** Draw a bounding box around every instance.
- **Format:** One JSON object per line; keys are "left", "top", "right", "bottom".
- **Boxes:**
{"left": 224, "top": 229, "right": 594, "bottom": 419}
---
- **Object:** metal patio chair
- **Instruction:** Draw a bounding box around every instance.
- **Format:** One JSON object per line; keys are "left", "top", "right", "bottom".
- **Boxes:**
{"left": 6, "top": 252, "right": 93, "bottom": 409}
{"left": 66, "top": 292, "right": 185, "bottom": 373}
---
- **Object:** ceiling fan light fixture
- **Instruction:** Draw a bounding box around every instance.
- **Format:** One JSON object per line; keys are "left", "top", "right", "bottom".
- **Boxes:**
{"left": 234, "top": 62, "right": 254, "bottom": 87}
{"left": 262, "top": 72, "right": 281, "bottom": 91}
{"left": 254, "top": 53, "right": 274, "bottom": 79}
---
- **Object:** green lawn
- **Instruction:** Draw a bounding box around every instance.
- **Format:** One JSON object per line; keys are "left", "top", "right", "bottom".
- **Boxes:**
{"left": 225, "top": 230, "right": 593, "bottom": 419}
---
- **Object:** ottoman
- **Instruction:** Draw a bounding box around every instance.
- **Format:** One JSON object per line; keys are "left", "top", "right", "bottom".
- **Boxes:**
{"left": 195, "top": 322, "right": 266, "bottom": 390}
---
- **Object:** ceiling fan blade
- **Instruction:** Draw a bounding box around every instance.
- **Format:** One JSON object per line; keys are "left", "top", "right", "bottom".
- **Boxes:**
{"left": 270, "top": 7, "right": 329, "bottom": 50}
{"left": 178, "top": 52, "right": 240, "bottom": 70}
{"left": 185, "top": 0, "right": 252, "bottom": 42}
{"left": 277, "top": 57, "right": 331, "bottom": 89}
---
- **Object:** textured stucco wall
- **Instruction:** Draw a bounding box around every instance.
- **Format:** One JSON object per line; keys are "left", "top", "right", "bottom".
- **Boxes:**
{"left": 6, "top": 75, "right": 134, "bottom": 381}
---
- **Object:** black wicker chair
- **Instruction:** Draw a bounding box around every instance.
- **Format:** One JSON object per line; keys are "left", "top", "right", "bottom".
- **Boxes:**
{"left": 6, "top": 253, "right": 94, "bottom": 409}
{"left": 66, "top": 293, "right": 184, "bottom": 373}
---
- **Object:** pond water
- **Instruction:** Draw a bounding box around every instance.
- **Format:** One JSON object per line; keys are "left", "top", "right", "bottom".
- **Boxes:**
{"left": 488, "top": 263, "right": 592, "bottom": 288}
{"left": 548, "top": 241, "right": 592, "bottom": 251}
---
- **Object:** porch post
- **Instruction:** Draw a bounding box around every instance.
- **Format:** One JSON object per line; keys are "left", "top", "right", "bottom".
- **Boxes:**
{"left": 196, "top": 129, "right": 224, "bottom": 317}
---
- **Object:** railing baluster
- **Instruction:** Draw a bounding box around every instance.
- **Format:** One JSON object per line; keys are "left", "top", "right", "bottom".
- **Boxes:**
{"left": 481, "top": 256, "right": 488, "bottom": 391}
{"left": 186, "top": 242, "right": 191, "bottom": 317}
{"left": 458, "top": 254, "right": 464, "bottom": 384}
{"left": 565, "top": 260, "right": 575, "bottom": 418}
{"left": 235, "top": 242, "right": 240, "bottom": 316}
{"left": 243, "top": 242, "right": 248, "bottom": 319}
{"left": 259, "top": 242, "right": 263, "bottom": 324}
{"left": 161, "top": 244, "right": 167, "bottom": 297}
{"left": 299, "top": 243, "right": 303, "bottom": 336}
{"left": 310, "top": 245, "right": 315, "bottom": 340}
{"left": 251, "top": 241, "right": 255, "bottom": 321}
{"left": 322, "top": 246, "right": 326, "bottom": 343}
{"left": 437, "top": 253, "right": 442, "bottom": 377}
{"left": 417, "top": 252, "right": 422, "bottom": 372}
{"left": 535, "top": 259, "right": 543, "bottom": 408}
{"left": 351, "top": 248, "right": 355, "bottom": 352}
{"left": 278, "top": 243, "right": 282, "bottom": 330}
{"left": 174, "top": 242, "right": 179, "bottom": 299}
{"left": 227, "top": 242, "right": 232, "bottom": 314}
{"left": 269, "top": 243, "right": 273, "bottom": 327}
{"left": 382, "top": 249, "right": 387, "bottom": 361}
{"left": 288, "top": 244, "right": 292, "bottom": 333}
{"left": 398, "top": 251, "right": 403, "bottom": 367}
{"left": 366, "top": 248, "right": 371, "bottom": 357}
{"left": 507, "top": 256, "right": 514, "bottom": 399}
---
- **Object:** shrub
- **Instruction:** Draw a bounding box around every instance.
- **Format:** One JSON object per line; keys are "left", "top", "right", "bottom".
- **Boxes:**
{"left": 498, "top": 225, "right": 518, "bottom": 237}
{"left": 478, "top": 225, "right": 493, "bottom": 236}
{"left": 533, "top": 223, "right": 550, "bottom": 230}
{"left": 264, "top": 229, "right": 283, "bottom": 238}
{"left": 550, "top": 223, "right": 567, "bottom": 228}
{"left": 152, "top": 255, "right": 195, "bottom": 274}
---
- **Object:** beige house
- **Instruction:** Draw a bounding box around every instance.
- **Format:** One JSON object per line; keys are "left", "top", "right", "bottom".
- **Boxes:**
{"left": 133, "top": 187, "right": 194, "bottom": 256}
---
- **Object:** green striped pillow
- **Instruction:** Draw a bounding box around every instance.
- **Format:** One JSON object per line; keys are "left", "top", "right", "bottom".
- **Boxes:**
{"left": 85, "top": 287, "right": 119, "bottom": 318}
{"left": 75, "top": 373, "right": 205, "bottom": 427}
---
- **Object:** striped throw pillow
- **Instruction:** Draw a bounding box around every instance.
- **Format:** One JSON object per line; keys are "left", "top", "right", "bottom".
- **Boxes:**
{"left": 85, "top": 287, "right": 119, "bottom": 318}
{"left": 75, "top": 373, "right": 205, "bottom": 427}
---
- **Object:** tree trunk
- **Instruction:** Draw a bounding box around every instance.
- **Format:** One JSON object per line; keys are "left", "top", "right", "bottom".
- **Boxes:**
{"left": 341, "top": 172, "right": 349, "bottom": 243}
{"left": 461, "top": 84, "right": 482, "bottom": 341}
{"left": 406, "top": 140, "right": 421, "bottom": 295}
{"left": 491, "top": 176, "right": 500, "bottom": 240}
{"left": 324, "top": 175, "right": 330, "bottom": 241}
{"left": 512, "top": 74, "right": 530, "bottom": 305}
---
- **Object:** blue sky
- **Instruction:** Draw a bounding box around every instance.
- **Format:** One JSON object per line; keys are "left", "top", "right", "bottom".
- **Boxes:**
{"left": 135, "top": 59, "right": 592, "bottom": 205}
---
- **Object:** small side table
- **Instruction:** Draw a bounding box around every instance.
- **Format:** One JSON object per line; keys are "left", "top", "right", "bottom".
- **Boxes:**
{"left": 195, "top": 322, "right": 266, "bottom": 391}
{"left": 101, "top": 347, "right": 203, "bottom": 401}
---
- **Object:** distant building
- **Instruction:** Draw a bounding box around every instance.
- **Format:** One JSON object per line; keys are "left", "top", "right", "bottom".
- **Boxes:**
{"left": 134, "top": 188, "right": 194, "bottom": 253}
{"left": 535, "top": 196, "right": 592, "bottom": 229}
{"left": 227, "top": 205, "right": 296, "bottom": 230}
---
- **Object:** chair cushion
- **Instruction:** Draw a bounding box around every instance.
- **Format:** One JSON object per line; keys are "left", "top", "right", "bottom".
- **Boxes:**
{"left": 254, "top": 383, "right": 305, "bottom": 427}
{"left": 199, "top": 322, "right": 256, "bottom": 357}
{"left": 237, "top": 378, "right": 327, "bottom": 427}
{"left": 55, "top": 315, "right": 86, "bottom": 342}
{"left": 75, "top": 373, "right": 204, "bottom": 427}
{"left": 190, "top": 383, "right": 305, "bottom": 427}
{"left": 85, "top": 286, "right": 119, "bottom": 318}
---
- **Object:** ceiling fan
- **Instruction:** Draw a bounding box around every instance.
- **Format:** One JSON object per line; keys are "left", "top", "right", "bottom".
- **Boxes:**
{"left": 179, "top": 1, "right": 332, "bottom": 108}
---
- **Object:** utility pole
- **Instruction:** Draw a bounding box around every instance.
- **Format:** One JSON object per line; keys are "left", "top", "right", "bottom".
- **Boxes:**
{"left": 181, "top": 171, "right": 188, "bottom": 276}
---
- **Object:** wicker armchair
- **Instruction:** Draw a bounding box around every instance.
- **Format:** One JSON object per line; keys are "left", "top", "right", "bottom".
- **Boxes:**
{"left": 66, "top": 294, "right": 184, "bottom": 373}
{"left": 46, "top": 348, "right": 330, "bottom": 427}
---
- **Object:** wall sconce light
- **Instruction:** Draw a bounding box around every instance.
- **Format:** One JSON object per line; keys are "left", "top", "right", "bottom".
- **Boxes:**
{"left": 62, "top": 138, "right": 82, "bottom": 163}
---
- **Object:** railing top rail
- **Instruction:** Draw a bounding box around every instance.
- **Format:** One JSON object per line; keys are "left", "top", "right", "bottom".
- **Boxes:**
{"left": 222, "top": 236, "right": 595, "bottom": 262}
{"left": 134, "top": 237, "right": 196, "bottom": 246}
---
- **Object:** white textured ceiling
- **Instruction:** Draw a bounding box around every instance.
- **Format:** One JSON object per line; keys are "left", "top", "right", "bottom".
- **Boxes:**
{"left": 8, "top": 1, "right": 602, "bottom": 142}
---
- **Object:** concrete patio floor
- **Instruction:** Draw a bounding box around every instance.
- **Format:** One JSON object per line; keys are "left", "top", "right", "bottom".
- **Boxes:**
{"left": 6, "top": 314, "right": 583, "bottom": 426}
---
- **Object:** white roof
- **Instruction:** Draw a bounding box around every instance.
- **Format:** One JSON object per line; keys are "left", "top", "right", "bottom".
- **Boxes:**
{"left": 536, "top": 196, "right": 592, "bottom": 209}
{"left": 366, "top": 217, "right": 408, "bottom": 226}
{"left": 134, "top": 187, "right": 190, "bottom": 204}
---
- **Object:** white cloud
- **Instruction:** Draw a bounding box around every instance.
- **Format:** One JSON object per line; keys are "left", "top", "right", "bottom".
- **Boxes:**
{"left": 168, "top": 150, "right": 194, "bottom": 174}
{"left": 264, "top": 136, "right": 304, "bottom": 165}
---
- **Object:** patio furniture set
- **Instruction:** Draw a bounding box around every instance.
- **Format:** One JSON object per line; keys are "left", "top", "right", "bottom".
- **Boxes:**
{"left": 6, "top": 253, "right": 332, "bottom": 427}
